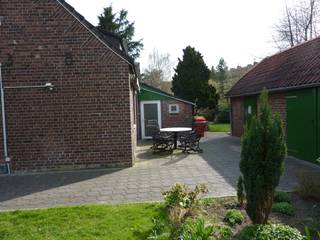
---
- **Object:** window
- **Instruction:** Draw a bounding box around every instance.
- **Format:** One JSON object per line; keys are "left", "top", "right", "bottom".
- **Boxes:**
{"left": 169, "top": 104, "right": 180, "bottom": 114}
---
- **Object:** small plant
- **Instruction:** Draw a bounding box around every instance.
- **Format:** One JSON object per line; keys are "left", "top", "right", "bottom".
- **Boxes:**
{"left": 163, "top": 183, "right": 208, "bottom": 224}
{"left": 297, "top": 171, "right": 320, "bottom": 201}
{"left": 272, "top": 202, "right": 295, "bottom": 216}
{"left": 304, "top": 226, "right": 320, "bottom": 240}
{"left": 163, "top": 183, "right": 208, "bottom": 209}
{"left": 147, "top": 218, "right": 170, "bottom": 240}
{"left": 274, "top": 191, "right": 290, "bottom": 203}
{"left": 180, "top": 218, "right": 214, "bottom": 240}
{"left": 237, "top": 176, "right": 245, "bottom": 208}
{"left": 216, "top": 225, "right": 232, "bottom": 240}
{"left": 239, "top": 224, "right": 305, "bottom": 240}
{"left": 224, "top": 209, "right": 244, "bottom": 226}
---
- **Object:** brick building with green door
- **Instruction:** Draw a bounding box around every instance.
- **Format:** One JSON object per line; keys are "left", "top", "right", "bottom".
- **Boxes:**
{"left": 138, "top": 83, "right": 195, "bottom": 139}
{"left": 226, "top": 36, "right": 320, "bottom": 164}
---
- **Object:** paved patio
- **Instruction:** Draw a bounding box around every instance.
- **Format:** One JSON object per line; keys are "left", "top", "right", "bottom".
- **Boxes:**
{"left": 0, "top": 132, "right": 319, "bottom": 211}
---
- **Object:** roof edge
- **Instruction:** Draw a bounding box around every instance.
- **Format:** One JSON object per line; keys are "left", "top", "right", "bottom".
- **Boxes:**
{"left": 55, "top": 0, "right": 134, "bottom": 67}
{"left": 141, "top": 83, "right": 195, "bottom": 105}
{"left": 226, "top": 82, "right": 320, "bottom": 98}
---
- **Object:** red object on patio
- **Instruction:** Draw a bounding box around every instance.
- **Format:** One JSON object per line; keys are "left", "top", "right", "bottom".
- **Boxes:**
{"left": 194, "top": 117, "right": 207, "bottom": 137}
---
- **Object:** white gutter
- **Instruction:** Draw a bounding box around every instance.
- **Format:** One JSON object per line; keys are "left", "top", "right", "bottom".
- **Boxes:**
{"left": 0, "top": 64, "right": 10, "bottom": 174}
{"left": 141, "top": 87, "right": 196, "bottom": 105}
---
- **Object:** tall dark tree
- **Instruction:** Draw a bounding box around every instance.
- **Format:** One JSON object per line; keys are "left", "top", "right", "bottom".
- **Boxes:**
{"left": 171, "top": 46, "right": 218, "bottom": 110}
{"left": 215, "top": 58, "right": 228, "bottom": 95}
{"left": 98, "top": 5, "right": 143, "bottom": 59}
{"left": 240, "top": 89, "right": 286, "bottom": 224}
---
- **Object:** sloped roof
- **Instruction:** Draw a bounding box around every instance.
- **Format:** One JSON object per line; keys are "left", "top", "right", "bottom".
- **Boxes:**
{"left": 226, "top": 36, "right": 320, "bottom": 97}
{"left": 56, "top": 0, "right": 134, "bottom": 66}
{"left": 140, "top": 83, "right": 195, "bottom": 105}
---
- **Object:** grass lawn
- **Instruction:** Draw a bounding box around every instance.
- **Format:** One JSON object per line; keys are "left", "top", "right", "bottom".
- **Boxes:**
{"left": 0, "top": 203, "right": 167, "bottom": 240}
{"left": 208, "top": 123, "right": 231, "bottom": 133}
{"left": 0, "top": 194, "right": 318, "bottom": 239}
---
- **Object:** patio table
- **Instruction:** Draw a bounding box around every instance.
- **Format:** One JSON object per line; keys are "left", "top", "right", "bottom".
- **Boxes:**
{"left": 160, "top": 127, "right": 192, "bottom": 149}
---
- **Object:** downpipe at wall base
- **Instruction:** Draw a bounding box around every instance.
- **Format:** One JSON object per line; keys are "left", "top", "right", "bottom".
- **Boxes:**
{"left": 0, "top": 63, "right": 11, "bottom": 175}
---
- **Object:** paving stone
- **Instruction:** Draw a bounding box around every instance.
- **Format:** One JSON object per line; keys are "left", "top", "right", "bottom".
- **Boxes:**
{"left": 0, "top": 133, "right": 319, "bottom": 211}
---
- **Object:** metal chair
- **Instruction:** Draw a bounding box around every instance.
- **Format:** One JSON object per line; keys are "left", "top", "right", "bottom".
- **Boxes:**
{"left": 179, "top": 129, "right": 203, "bottom": 153}
{"left": 151, "top": 130, "right": 174, "bottom": 154}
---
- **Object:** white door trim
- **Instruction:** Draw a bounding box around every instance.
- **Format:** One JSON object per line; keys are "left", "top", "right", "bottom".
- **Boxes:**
{"left": 140, "top": 100, "right": 161, "bottom": 139}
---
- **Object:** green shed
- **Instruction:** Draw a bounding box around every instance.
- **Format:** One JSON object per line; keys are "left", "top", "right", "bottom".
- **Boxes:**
{"left": 138, "top": 83, "right": 195, "bottom": 139}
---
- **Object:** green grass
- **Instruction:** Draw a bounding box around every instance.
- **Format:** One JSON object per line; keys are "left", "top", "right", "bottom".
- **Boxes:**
{"left": 207, "top": 123, "right": 231, "bottom": 133}
{"left": 0, "top": 203, "right": 167, "bottom": 240}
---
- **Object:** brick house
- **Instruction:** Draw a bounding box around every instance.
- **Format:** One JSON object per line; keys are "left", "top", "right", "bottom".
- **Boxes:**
{"left": 0, "top": 0, "right": 139, "bottom": 172}
{"left": 138, "top": 83, "right": 194, "bottom": 139}
{"left": 226, "top": 36, "right": 320, "bottom": 164}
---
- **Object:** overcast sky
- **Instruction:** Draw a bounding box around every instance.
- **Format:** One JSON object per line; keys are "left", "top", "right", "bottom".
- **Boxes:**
{"left": 66, "top": 0, "right": 296, "bottom": 71}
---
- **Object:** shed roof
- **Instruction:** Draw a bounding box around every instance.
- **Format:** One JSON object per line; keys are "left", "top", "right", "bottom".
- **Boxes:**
{"left": 226, "top": 36, "right": 320, "bottom": 98}
{"left": 139, "top": 83, "right": 195, "bottom": 105}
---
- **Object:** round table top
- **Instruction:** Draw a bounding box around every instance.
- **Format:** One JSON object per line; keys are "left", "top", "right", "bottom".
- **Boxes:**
{"left": 160, "top": 127, "right": 192, "bottom": 132}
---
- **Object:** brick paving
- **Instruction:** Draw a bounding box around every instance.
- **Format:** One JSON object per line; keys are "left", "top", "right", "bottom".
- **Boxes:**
{"left": 0, "top": 132, "right": 319, "bottom": 211}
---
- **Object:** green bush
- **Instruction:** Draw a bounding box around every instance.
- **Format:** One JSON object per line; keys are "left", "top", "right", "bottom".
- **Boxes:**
{"left": 239, "top": 224, "right": 304, "bottom": 240}
{"left": 180, "top": 218, "right": 214, "bottom": 240}
{"left": 162, "top": 183, "right": 208, "bottom": 209}
{"left": 274, "top": 191, "right": 290, "bottom": 203}
{"left": 272, "top": 202, "right": 295, "bottom": 216}
{"left": 216, "top": 225, "right": 232, "bottom": 240}
{"left": 237, "top": 176, "right": 245, "bottom": 208}
{"left": 224, "top": 209, "right": 244, "bottom": 226}
{"left": 240, "top": 89, "right": 286, "bottom": 224}
{"left": 297, "top": 171, "right": 320, "bottom": 201}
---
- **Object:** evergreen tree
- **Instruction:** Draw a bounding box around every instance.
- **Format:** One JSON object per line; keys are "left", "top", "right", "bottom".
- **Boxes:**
{"left": 171, "top": 46, "right": 218, "bottom": 110}
{"left": 216, "top": 58, "right": 228, "bottom": 95}
{"left": 98, "top": 5, "right": 143, "bottom": 59}
{"left": 240, "top": 89, "right": 286, "bottom": 224}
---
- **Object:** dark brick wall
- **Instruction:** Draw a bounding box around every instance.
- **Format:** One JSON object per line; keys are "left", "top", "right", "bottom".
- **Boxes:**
{"left": 230, "top": 93, "right": 287, "bottom": 137}
{"left": 161, "top": 100, "right": 193, "bottom": 128}
{"left": 0, "top": 0, "right": 135, "bottom": 171}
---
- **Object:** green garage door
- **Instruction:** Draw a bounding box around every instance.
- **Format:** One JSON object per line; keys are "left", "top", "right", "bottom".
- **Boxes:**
{"left": 244, "top": 96, "right": 257, "bottom": 125}
{"left": 286, "top": 88, "right": 318, "bottom": 162}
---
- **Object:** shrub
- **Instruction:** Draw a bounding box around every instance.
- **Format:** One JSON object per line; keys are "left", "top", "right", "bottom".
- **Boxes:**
{"left": 239, "top": 224, "right": 305, "bottom": 240}
{"left": 162, "top": 183, "right": 208, "bottom": 224}
{"left": 237, "top": 176, "right": 245, "bottom": 208}
{"left": 272, "top": 202, "right": 295, "bottom": 216}
{"left": 274, "top": 191, "right": 290, "bottom": 203}
{"left": 296, "top": 171, "right": 320, "bottom": 201}
{"left": 216, "top": 225, "right": 232, "bottom": 240}
{"left": 162, "top": 183, "right": 208, "bottom": 209}
{"left": 147, "top": 218, "right": 170, "bottom": 240}
{"left": 224, "top": 209, "right": 244, "bottom": 226}
{"left": 180, "top": 218, "right": 214, "bottom": 240}
{"left": 304, "top": 226, "right": 320, "bottom": 240}
{"left": 240, "top": 89, "right": 286, "bottom": 224}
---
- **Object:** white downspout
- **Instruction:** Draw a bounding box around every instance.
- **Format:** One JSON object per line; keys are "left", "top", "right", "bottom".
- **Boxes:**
{"left": 0, "top": 63, "right": 11, "bottom": 174}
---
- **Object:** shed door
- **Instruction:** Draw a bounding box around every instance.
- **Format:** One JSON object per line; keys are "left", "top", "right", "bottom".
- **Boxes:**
{"left": 286, "top": 88, "right": 317, "bottom": 162}
{"left": 140, "top": 101, "right": 161, "bottom": 139}
{"left": 244, "top": 96, "right": 257, "bottom": 125}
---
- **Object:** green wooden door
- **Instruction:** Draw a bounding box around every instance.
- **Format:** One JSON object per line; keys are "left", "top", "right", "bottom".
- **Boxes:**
{"left": 244, "top": 96, "right": 257, "bottom": 125}
{"left": 286, "top": 88, "right": 317, "bottom": 162}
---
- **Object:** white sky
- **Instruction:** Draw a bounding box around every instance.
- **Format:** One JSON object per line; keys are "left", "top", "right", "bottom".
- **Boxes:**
{"left": 66, "top": 0, "right": 297, "bottom": 71}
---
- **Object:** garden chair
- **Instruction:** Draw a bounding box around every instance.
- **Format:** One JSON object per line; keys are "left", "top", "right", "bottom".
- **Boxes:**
{"left": 151, "top": 130, "right": 174, "bottom": 154}
{"left": 178, "top": 129, "right": 203, "bottom": 153}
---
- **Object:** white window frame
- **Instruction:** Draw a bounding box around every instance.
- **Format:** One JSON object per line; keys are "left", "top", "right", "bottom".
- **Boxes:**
{"left": 168, "top": 104, "right": 180, "bottom": 114}
{"left": 140, "top": 101, "right": 161, "bottom": 139}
